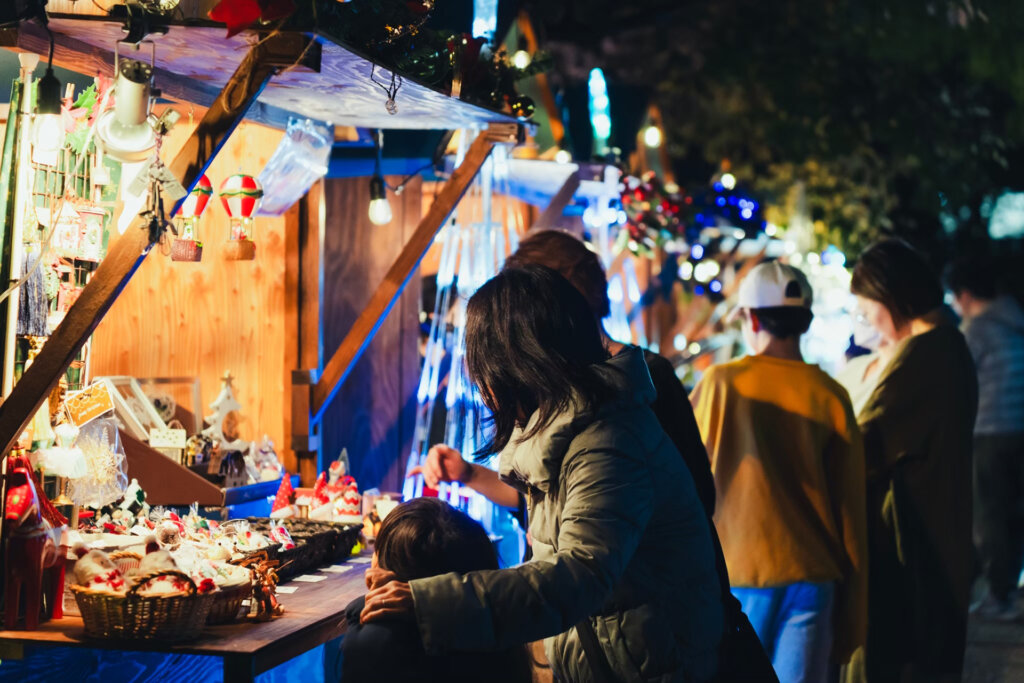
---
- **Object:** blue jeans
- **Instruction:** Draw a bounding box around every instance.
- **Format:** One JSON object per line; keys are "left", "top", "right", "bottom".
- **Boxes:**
{"left": 732, "top": 582, "right": 835, "bottom": 683}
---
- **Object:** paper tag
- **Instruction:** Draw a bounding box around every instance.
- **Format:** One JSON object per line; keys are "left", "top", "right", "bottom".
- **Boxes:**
{"left": 292, "top": 574, "right": 327, "bottom": 583}
{"left": 64, "top": 382, "right": 115, "bottom": 426}
{"left": 150, "top": 427, "right": 187, "bottom": 449}
{"left": 320, "top": 565, "right": 353, "bottom": 574}
{"left": 349, "top": 556, "right": 372, "bottom": 564}
{"left": 276, "top": 586, "right": 298, "bottom": 594}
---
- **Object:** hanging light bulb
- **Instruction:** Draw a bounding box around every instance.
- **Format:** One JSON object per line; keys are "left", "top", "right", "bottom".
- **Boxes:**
{"left": 33, "top": 65, "right": 64, "bottom": 155}
{"left": 368, "top": 174, "right": 393, "bottom": 225}
{"left": 94, "top": 58, "right": 156, "bottom": 163}
{"left": 642, "top": 125, "right": 662, "bottom": 148}
{"left": 554, "top": 149, "right": 572, "bottom": 164}
{"left": 368, "top": 128, "right": 392, "bottom": 225}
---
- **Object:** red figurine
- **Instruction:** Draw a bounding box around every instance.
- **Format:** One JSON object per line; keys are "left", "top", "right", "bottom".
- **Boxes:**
{"left": 4, "top": 464, "right": 64, "bottom": 629}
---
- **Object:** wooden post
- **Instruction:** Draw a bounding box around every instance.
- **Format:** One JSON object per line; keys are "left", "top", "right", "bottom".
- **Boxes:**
{"left": 308, "top": 124, "right": 519, "bottom": 427}
{"left": 0, "top": 32, "right": 315, "bottom": 461}
{"left": 529, "top": 170, "right": 580, "bottom": 233}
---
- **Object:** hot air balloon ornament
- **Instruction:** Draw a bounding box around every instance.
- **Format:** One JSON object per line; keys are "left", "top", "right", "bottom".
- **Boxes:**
{"left": 171, "top": 174, "right": 213, "bottom": 262}
{"left": 219, "top": 173, "right": 263, "bottom": 261}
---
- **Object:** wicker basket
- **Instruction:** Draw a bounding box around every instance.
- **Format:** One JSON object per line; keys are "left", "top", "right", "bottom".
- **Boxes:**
{"left": 170, "top": 239, "right": 203, "bottom": 262}
{"left": 72, "top": 570, "right": 214, "bottom": 642}
{"left": 206, "top": 581, "right": 252, "bottom": 624}
{"left": 108, "top": 550, "right": 143, "bottom": 576}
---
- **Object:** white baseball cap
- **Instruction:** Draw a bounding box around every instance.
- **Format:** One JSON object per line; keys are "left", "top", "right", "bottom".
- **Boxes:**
{"left": 735, "top": 261, "right": 813, "bottom": 312}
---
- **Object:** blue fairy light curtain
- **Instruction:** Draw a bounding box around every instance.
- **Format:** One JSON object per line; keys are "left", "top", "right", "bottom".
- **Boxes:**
{"left": 404, "top": 130, "right": 525, "bottom": 563}
{"left": 579, "top": 166, "right": 651, "bottom": 350}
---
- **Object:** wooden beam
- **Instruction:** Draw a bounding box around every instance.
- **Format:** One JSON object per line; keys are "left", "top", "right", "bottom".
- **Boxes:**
{"left": 0, "top": 22, "right": 316, "bottom": 130}
{"left": 529, "top": 170, "right": 580, "bottom": 232}
{"left": 310, "top": 124, "right": 519, "bottom": 425}
{"left": 0, "top": 32, "right": 312, "bottom": 461}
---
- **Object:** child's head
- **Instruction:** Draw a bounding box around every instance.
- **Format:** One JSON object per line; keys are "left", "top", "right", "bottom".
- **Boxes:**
{"left": 735, "top": 261, "right": 814, "bottom": 349}
{"left": 374, "top": 497, "right": 498, "bottom": 581}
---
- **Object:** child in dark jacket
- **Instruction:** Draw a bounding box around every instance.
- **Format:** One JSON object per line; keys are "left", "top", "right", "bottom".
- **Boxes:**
{"left": 340, "top": 497, "right": 532, "bottom": 683}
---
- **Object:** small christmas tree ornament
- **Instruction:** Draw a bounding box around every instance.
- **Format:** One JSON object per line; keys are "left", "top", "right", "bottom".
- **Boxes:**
{"left": 201, "top": 371, "right": 250, "bottom": 454}
{"left": 219, "top": 173, "right": 262, "bottom": 261}
{"left": 171, "top": 174, "right": 212, "bottom": 262}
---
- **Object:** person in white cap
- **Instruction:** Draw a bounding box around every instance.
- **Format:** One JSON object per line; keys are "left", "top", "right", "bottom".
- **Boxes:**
{"left": 691, "top": 260, "right": 867, "bottom": 683}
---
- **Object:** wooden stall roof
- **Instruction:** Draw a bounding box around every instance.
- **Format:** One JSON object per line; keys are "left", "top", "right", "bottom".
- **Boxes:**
{"left": 8, "top": 14, "right": 519, "bottom": 131}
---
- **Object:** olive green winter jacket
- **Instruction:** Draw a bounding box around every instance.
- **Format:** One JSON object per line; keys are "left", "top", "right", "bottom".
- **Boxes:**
{"left": 409, "top": 348, "right": 724, "bottom": 682}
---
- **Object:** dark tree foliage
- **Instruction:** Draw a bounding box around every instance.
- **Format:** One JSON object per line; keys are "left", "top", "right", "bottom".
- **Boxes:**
{"left": 525, "top": 0, "right": 1024, "bottom": 258}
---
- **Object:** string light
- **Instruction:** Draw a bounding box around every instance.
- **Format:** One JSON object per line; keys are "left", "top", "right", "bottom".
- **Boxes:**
{"left": 643, "top": 125, "right": 662, "bottom": 148}
{"left": 720, "top": 172, "right": 737, "bottom": 190}
{"left": 368, "top": 129, "right": 392, "bottom": 225}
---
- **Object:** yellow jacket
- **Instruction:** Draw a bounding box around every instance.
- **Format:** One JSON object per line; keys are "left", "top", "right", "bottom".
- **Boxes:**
{"left": 691, "top": 354, "right": 867, "bottom": 662}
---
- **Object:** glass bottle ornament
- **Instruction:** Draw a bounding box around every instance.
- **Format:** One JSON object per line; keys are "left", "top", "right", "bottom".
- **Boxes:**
{"left": 171, "top": 174, "right": 212, "bottom": 262}
{"left": 219, "top": 173, "right": 263, "bottom": 261}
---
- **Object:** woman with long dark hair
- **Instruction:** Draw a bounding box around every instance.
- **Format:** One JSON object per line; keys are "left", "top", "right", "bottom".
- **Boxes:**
{"left": 362, "top": 265, "right": 724, "bottom": 682}
{"left": 844, "top": 239, "right": 977, "bottom": 683}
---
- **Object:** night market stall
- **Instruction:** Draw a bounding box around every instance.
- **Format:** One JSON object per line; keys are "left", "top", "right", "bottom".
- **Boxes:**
{"left": 0, "top": 0, "right": 528, "bottom": 679}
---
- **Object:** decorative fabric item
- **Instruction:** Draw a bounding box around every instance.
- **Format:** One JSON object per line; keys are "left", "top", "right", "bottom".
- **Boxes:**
{"left": 67, "top": 418, "right": 128, "bottom": 508}
{"left": 38, "top": 423, "right": 87, "bottom": 479}
{"left": 256, "top": 118, "right": 332, "bottom": 216}
{"left": 208, "top": 0, "right": 297, "bottom": 38}
{"left": 17, "top": 255, "right": 50, "bottom": 337}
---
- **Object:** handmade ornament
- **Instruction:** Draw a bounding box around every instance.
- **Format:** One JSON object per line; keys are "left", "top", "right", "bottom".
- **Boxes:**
{"left": 253, "top": 435, "right": 283, "bottom": 481}
{"left": 510, "top": 94, "right": 535, "bottom": 121}
{"left": 39, "top": 423, "right": 88, "bottom": 479}
{"left": 76, "top": 204, "right": 107, "bottom": 262}
{"left": 171, "top": 173, "right": 212, "bottom": 262}
{"left": 17, "top": 256, "right": 50, "bottom": 338}
{"left": 67, "top": 418, "right": 128, "bottom": 508}
{"left": 267, "top": 523, "right": 296, "bottom": 550}
{"left": 238, "top": 551, "right": 283, "bottom": 621}
{"left": 219, "top": 174, "right": 262, "bottom": 260}
{"left": 202, "top": 371, "right": 250, "bottom": 453}
{"left": 270, "top": 475, "right": 296, "bottom": 519}
{"left": 185, "top": 433, "right": 215, "bottom": 467}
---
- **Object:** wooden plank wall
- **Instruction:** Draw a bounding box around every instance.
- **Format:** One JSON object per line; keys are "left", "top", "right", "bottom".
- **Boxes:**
{"left": 319, "top": 176, "right": 422, "bottom": 494}
{"left": 90, "top": 117, "right": 293, "bottom": 461}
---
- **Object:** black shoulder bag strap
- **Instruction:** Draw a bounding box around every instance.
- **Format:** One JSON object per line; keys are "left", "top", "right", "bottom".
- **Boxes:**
{"left": 574, "top": 618, "right": 622, "bottom": 683}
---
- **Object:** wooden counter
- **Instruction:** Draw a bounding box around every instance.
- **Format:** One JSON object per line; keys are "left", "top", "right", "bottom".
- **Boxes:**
{"left": 0, "top": 557, "right": 371, "bottom": 682}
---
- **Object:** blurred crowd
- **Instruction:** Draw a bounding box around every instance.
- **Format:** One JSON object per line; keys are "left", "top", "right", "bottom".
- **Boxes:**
{"left": 339, "top": 231, "right": 1023, "bottom": 683}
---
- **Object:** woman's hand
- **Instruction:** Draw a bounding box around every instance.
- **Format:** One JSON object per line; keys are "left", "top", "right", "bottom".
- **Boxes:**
{"left": 360, "top": 579, "right": 415, "bottom": 624}
{"left": 407, "top": 444, "right": 472, "bottom": 488}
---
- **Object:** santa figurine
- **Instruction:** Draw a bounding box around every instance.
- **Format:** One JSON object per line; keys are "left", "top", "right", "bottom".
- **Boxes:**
{"left": 326, "top": 449, "right": 356, "bottom": 500}
{"left": 129, "top": 535, "right": 192, "bottom": 595}
{"left": 72, "top": 544, "right": 126, "bottom": 593}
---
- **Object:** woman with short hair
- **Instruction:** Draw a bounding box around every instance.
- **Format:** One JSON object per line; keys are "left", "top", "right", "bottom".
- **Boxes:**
{"left": 362, "top": 265, "right": 724, "bottom": 682}
{"left": 845, "top": 239, "right": 978, "bottom": 683}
